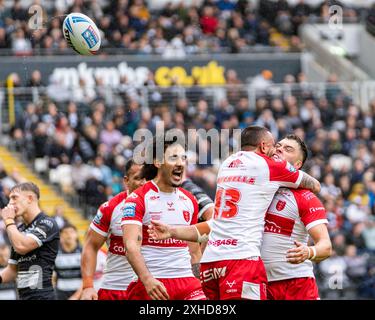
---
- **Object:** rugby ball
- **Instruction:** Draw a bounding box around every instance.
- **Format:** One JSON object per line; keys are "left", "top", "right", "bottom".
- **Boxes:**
{"left": 63, "top": 13, "right": 101, "bottom": 55}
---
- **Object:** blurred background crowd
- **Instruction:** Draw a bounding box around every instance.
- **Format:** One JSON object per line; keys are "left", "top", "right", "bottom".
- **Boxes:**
{"left": 0, "top": 0, "right": 367, "bottom": 56}
{"left": 0, "top": 0, "right": 375, "bottom": 300}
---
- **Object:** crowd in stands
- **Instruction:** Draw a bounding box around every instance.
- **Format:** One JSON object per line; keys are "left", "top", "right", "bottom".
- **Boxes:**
{"left": 0, "top": 0, "right": 375, "bottom": 301}
{"left": 0, "top": 0, "right": 365, "bottom": 56}
{"left": 1, "top": 65, "right": 375, "bottom": 299}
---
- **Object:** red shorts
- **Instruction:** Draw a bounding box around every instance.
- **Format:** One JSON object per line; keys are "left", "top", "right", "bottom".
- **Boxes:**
{"left": 200, "top": 258, "right": 268, "bottom": 300}
{"left": 127, "top": 277, "right": 206, "bottom": 300}
{"left": 267, "top": 277, "right": 319, "bottom": 300}
{"left": 98, "top": 288, "right": 128, "bottom": 300}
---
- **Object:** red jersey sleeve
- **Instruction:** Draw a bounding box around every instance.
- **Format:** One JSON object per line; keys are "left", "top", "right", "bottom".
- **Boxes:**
{"left": 120, "top": 191, "right": 145, "bottom": 227}
{"left": 264, "top": 156, "right": 303, "bottom": 188}
{"left": 294, "top": 190, "right": 328, "bottom": 230}
{"left": 191, "top": 196, "right": 199, "bottom": 225}
{"left": 90, "top": 201, "right": 112, "bottom": 237}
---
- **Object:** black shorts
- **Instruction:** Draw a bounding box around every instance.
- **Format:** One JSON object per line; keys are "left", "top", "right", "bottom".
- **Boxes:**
{"left": 18, "top": 287, "right": 57, "bottom": 300}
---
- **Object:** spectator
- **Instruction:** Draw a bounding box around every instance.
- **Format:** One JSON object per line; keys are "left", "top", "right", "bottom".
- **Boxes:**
{"left": 0, "top": 244, "right": 17, "bottom": 300}
{"left": 52, "top": 205, "right": 70, "bottom": 230}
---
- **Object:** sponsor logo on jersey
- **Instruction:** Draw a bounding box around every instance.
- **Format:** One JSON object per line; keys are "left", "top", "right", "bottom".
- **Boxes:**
{"left": 301, "top": 191, "right": 315, "bottom": 200}
{"left": 207, "top": 238, "right": 238, "bottom": 247}
{"left": 309, "top": 206, "right": 325, "bottom": 213}
{"left": 217, "top": 176, "right": 255, "bottom": 185}
{"left": 33, "top": 227, "right": 47, "bottom": 239}
{"left": 147, "top": 237, "right": 187, "bottom": 247}
{"left": 122, "top": 203, "right": 136, "bottom": 218}
{"left": 149, "top": 196, "right": 160, "bottom": 200}
{"left": 93, "top": 211, "right": 103, "bottom": 225}
{"left": 200, "top": 267, "right": 227, "bottom": 283}
{"left": 167, "top": 201, "right": 175, "bottom": 211}
{"left": 226, "top": 280, "right": 236, "bottom": 288}
{"left": 276, "top": 200, "right": 286, "bottom": 211}
{"left": 183, "top": 210, "right": 190, "bottom": 222}
{"left": 149, "top": 211, "right": 162, "bottom": 221}
{"left": 108, "top": 237, "right": 126, "bottom": 255}
{"left": 179, "top": 195, "right": 188, "bottom": 201}
{"left": 40, "top": 219, "right": 54, "bottom": 229}
{"left": 18, "top": 254, "right": 37, "bottom": 263}
{"left": 228, "top": 159, "right": 244, "bottom": 168}
{"left": 277, "top": 189, "right": 293, "bottom": 197}
{"left": 264, "top": 213, "right": 295, "bottom": 236}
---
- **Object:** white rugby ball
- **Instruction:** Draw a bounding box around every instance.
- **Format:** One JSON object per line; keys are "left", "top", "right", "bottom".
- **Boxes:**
{"left": 63, "top": 13, "right": 101, "bottom": 55}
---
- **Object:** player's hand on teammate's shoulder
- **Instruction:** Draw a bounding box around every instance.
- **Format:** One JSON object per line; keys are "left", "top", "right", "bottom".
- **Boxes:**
{"left": 143, "top": 277, "right": 170, "bottom": 300}
{"left": 147, "top": 220, "right": 172, "bottom": 240}
{"left": 80, "top": 287, "right": 98, "bottom": 300}
{"left": 286, "top": 241, "right": 310, "bottom": 264}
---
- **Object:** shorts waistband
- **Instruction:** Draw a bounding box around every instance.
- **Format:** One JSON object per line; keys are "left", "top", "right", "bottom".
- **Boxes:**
{"left": 245, "top": 256, "right": 260, "bottom": 261}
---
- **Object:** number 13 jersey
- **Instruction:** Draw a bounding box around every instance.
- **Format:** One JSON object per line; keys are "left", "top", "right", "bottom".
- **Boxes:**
{"left": 201, "top": 151, "right": 303, "bottom": 263}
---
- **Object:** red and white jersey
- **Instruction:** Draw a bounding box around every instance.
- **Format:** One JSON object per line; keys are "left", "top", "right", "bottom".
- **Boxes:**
{"left": 90, "top": 191, "right": 135, "bottom": 291}
{"left": 261, "top": 188, "right": 328, "bottom": 282}
{"left": 120, "top": 180, "right": 198, "bottom": 279}
{"left": 201, "top": 151, "right": 303, "bottom": 263}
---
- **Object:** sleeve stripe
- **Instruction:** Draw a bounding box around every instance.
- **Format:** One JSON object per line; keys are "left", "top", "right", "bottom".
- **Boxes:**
{"left": 198, "top": 197, "right": 212, "bottom": 204}
{"left": 295, "top": 171, "right": 303, "bottom": 187}
{"left": 120, "top": 220, "right": 143, "bottom": 227}
{"left": 306, "top": 219, "right": 328, "bottom": 231}
{"left": 90, "top": 223, "right": 109, "bottom": 237}
{"left": 26, "top": 233, "right": 43, "bottom": 247}
{"left": 8, "top": 259, "right": 18, "bottom": 265}
{"left": 198, "top": 203, "right": 214, "bottom": 219}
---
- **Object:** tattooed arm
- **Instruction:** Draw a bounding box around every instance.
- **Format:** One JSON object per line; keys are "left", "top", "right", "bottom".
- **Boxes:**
{"left": 188, "top": 242, "right": 202, "bottom": 279}
{"left": 122, "top": 224, "right": 169, "bottom": 300}
{"left": 299, "top": 172, "right": 321, "bottom": 194}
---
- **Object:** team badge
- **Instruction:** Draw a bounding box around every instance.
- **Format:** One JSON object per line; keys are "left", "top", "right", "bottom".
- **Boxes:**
{"left": 183, "top": 210, "right": 190, "bottom": 222}
{"left": 276, "top": 200, "right": 286, "bottom": 211}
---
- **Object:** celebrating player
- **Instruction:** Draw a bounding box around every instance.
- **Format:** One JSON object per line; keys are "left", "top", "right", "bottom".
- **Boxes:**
{"left": 261, "top": 134, "right": 332, "bottom": 300}
{"left": 121, "top": 137, "right": 206, "bottom": 300}
{"left": 148, "top": 125, "right": 321, "bottom": 300}
{"left": 80, "top": 159, "right": 145, "bottom": 300}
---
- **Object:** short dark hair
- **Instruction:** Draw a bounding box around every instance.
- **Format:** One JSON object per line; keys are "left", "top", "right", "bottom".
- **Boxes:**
{"left": 240, "top": 125, "right": 270, "bottom": 149}
{"left": 10, "top": 182, "right": 40, "bottom": 199}
{"left": 141, "top": 135, "right": 186, "bottom": 181}
{"left": 124, "top": 159, "right": 136, "bottom": 177}
{"left": 284, "top": 134, "right": 308, "bottom": 167}
{"left": 60, "top": 223, "right": 77, "bottom": 233}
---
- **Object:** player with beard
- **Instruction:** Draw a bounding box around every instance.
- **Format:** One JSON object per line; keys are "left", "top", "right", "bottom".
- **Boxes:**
{"left": 121, "top": 137, "right": 206, "bottom": 300}
{"left": 147, "top": 126, "right": 321, "bottom": 300}
{"left": 261, "top": 134, "right": 332, "bottom": 300}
